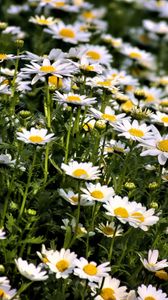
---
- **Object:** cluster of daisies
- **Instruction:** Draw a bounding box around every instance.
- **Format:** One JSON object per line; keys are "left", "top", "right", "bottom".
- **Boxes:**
{"left": 0, "top": 0, "right": 168, "bottom": 299}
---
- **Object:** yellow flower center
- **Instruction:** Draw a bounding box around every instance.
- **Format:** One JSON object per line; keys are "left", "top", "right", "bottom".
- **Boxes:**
{"left": 144, "top": 297, "right": 156, "bottom": 300}
{"left": 86, "top": 50, "right": 101, "bottom": 60}
{"left": 56, "top": 259, "right": 69, "bottom": 272}
{"left": 54, "top": 1, "right": 65, "bottom": 6}
{"left": 159, "top": 78, "right": 168, "bottom": 85}
{"left": 59, "top": 28, "right": 75, "bottom": 38}
{"left": 131, "top": 212, "right": 145, "bottom": 222}
{"left": 29, "top": 135, "right": 44, "bottom": 143}
{"left": 40, "top": 65, "right": 56, "bottom": 73}
{"left": 48, "top": 76, "right": 63, "bottom": 88}
{"left": 102, "top": 226, "right": 114, "bottom": 236}
{"left": 114, "top": 146, "right": 124, "bottom": 153}
{"left": 72, "top": 168, "right": 88, "bottom": 178}
{"left": 129, "top": 52, "right": 142, "bottom": 59}
{"left": 112, "top": 40, "right": 121, "bottom": 47}
{"left": 82, "top": 11, "right": 95, "bottom": 19}
{"left": 67, "top": 95, "right": 81, "bottom": 102}
{"left": 83, "top": 263, "right": 97, "bottom": 275}
{"left": 42, "top": 257, "right": 49, "bottom": 263}
{"left": 157, "top": 140, "right": 168, "bottom": 152}
{"left": 121, "top": 100, "right": 134, "bottom": 112}
{"left": 102, "top": 114, "right": 117, "bottom": 122}
{"left": 97, "top": 81, "right": 111, "bottom": 87}
{"left": 100, "top": 288, "right": 116, "bottom": 300}
{"left": 125, "top": 85, "right": 134, "bottom": 92}
{"left": 2, "top": 79, "right": 9, "bottom": 85}
{"left": 37, "top": 18, "right": 53, "bottom": 25}
{"left": 70, "top": 195, "right": 79, "bottom": 203}
{"left": 128, "top": 128, "right": 144, "bottom": 137}
{"left": 0, "top": 54, "right": 8, "bottom": 60}
{"left": 161, "top": 116, "right": 168, "bottom": 123}
{"left": 145, "top": 93, "right": 155, "bottom": 102}
{"left": 114, "top": 207, "right": 129, "bottom": 218}
{"left": 90, "top": 190, "right": 104, "bottom": 199}
{"left": 160, "top": 100, "right": 168, "bottom": 106}
{"left": 155, "top": 270, "right": 168, "bottom": 281}
{"left": 84, "top": 65, "right": 95, "bottom": 71}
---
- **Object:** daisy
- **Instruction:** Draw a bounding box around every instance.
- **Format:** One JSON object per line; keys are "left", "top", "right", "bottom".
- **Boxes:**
{"left": 139, "top": 249, "right": 168, "bottom": 272}
{"left": 61, "top": 218, "right": 94, "bottom": 236}
{"left": 103, "top": 139, "right": 130, "bottom": 154}
{"left": 29, "top": 15, "right": 59, "bottom": 26}
{"left": 79, "top": 56, "right": 104, "bottom": 74}
{"left": 54, "top": 91, "right": 97, "bottom": 106}
{"left": 140, "top": 87, "right": 163, "bottom": 107}
{"left": 103, "top": 196, "right": 132, "bottom": 224}
{"left": 128, "top": 204, "right": 159, "bottom": 231}
{"left": 120, "top": 44, "right": 155, "bottom": 69}
{"left": 102, "top": 34, "right": 123, "bottom": 48}
{"left": 15, "top": 258, "right": 48, "bottom": 281}
{"left": 0, "top": 285, "right": 17, "bottom": 300}
{"left": 44, "top": 21, "right": 90, "bottom": 44}
{"left": 0, "top": 229, "right": 6, "bottom": 240}
{"left": 96, "top": 221, "right": 123, "bottom": 238}
{"left": 81, "top": 182, "right": 115, "bottom": 203}
{"left": 46, "top": 248, "right": 77, "bottom": 279}
{"left": 143, "top": 19, "right": 168, "bottom": 35}
{"left": 137, "top": 284, "right": 168, "bottom": 300}
{"left": 139, "top": 126, "right": 168, "bottom": 165}
{"left": 21, "top": 58, "right": 78, "bottom": 84}
{"left": 50, "top": 0, "right": 79, "bottom": 12}
{"left": 90, "top": 106, "right": 126, "bottom": 125}
{"left": 61, "top": 161, "right": 101, "bottom": 180}
{"left": 78, "top": 44, "right": 112, "bottom": 66}
{"left": 83, "top": 117, "right": 96, "bottom": 131}
{"left": 0, "top": 53, "right": 16, "bottom": 63}
{"left": 74, "top": 257, "right": 110, "bottom": 282}
{"left": 80, "top": 7, "right": 106, "bottom": 22}
{"left": 114, "top": 119, "right": 154, "bottom": 141}
{"left": 58, "top": 188, "right": 92, "bottom": 206}
{"left": 36, "top": 244, "right": 55, "bottom": 264}
{"left": 90, "top": 276, "right": 128, "bottom": 300}
{"left": 86, "top": 76, "right": 118, "bottom": 93}
{"left": 16, "top": 128, "right": 55, "bottom": 145}
{"left": 151, "top": 111, "right": 168, "bottom": 127}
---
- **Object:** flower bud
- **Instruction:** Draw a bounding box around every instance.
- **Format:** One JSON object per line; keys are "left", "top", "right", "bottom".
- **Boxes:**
{"left": 148, "top": 182, "right": 159, "bottom": 190}
{"left": 15, "top": 39, "right": 24, "bottom": 49}
{"left": 150, "top": 202, "right": 158, "bottom": 209}
{"left": 124, "top": 182, "right": 136, "bottom": 190}
{"left": 95, "top": 120, "right": 106, "bottom": 130}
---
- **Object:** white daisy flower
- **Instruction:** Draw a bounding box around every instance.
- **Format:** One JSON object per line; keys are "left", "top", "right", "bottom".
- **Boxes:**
{"left": 0, "top": 53, "right": 17, "bottom": 63}
{"left": 79, "top": 56, "right": 104, "bottom": 74}
{"left": 128, "top": 203, "right": 159, "bottom": 231}
{"left": 61, "top": 218, "right": 94, "bottom": 236}
{"left": 143, "top": 19, "right": 168, "bottom": 35}
{"left": 21, "top": 58, "right": 78, "bottom": 85}
{"left": 58, "top": 188, "right": 92, "bottom": 206}
{"left": 103, "top": 139, "right": 130, "bottom": 154}
{"left": 0, "top": 229, "right": 6, "bottom": 240}
{"left": 44, "top": 21, "right": 90, "bottom": 44}
{"left": 0, "top": 285, "right": 17, "bottom": 300}
{"left": 29, "top": 15, "right": 59, "bottom": 26}
{"left": 80, "top": 7, "right": 106, "bottom": 22}
{"left": 103, "top": 196, "right": 132, "bottom": 224}
{"left": 139, "top": 126, "right": 168, "bottom": 165}
{"left": 15, "top": 258, "right": 48, "bottom": 281}
{"left": 0, "top": 154, "right": 15, "bottom": 167}
{"left": 139, "top": 249, "right": 168, "bottom": 272}
{"left": 137, "top": 284, "right": 168, "bottom": 300}
{"left": 81, "top": 182, "right": 115, "bottom": 203}
{"left": 90, "top": 106, "right": 126, "bottom": 125}
{"left": 36, "top": 244, "right": 55, "bottom": 264}
{"left": 90, "top": 276, "right": 128, "bottom": 300}
{"left": 61, "top": 161, "right": 101, "bottom": 180}
{"left": 151, "top": 111, "right": 168, "bottom": 127}
{"left": 50, "top": 0, "right": 79, "bottom": 12}
{"left": 16, "top": 128, "right": 55, "bottom": 145}
{"left": 120, "top": 44, "right": 155, "bottom": 69}
{"left": 102, "top": 34, "right": 123, "bottom": 48}
{"left": 46, "top": 248, "right": 77, "bottom": 279}
{"left": 86, "top": 76, "right": 118, "bottom": 92}
{"left": 54, "top": 91, "right": 97, "bottom": 106}
{"left": 114, "top": 119, "right": 154, "bottom": 141}
{"left": 78, "top": 44, "right": 112, "bottom": 66}
{"left": 74, "top": 257, "right": 110, "bottom": 282}
{"left": 96, "top": 221, "right": 123, "bottom": 238}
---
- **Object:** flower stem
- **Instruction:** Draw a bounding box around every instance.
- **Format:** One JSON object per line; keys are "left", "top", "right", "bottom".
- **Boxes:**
{"left": 108, "top": 224, "right": 118, "bottom": 263}
{"left": 11, "top": 282, "right": 33, "bottom": 300}
{"left": 64, "top": 108, "right": 73, "bottom": 164}
{"left": 44, "top": 144, "right": 50, "bottom": 184}
{"left": 19, "top": 150, "right": 37, "bottom": 218}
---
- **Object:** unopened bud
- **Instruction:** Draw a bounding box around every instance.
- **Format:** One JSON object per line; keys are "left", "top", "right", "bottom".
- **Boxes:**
{"left": 9, "top": 201, "right": 18, "bottom": 211}
{"left": 150, "top": 202, "right": 158, "bottom": 209}
{"left": 148, "top": 182, "right": 159, "bottom": 190}
{"left": 134, "top": 89, "right": 146, "bottom": 100}
{"left": 15, "top": 39, "right": 24, "bottom": 49}
{"left": 0, "top": 22, "right": 8, "bottom": 30}
{"left": 95, "top": 120, "right": 106, "bottom": 130}
{"left": 0, "top": 265, "right": 5, "bottom": 273}
{"left": 26, "top": 209, "right": 37, "bottom": 216}
{"left": 19, "top": 110, "right": 31, "bottom": 119}
{"left": 124, "top": 182, "right": 136, "bottom": 190}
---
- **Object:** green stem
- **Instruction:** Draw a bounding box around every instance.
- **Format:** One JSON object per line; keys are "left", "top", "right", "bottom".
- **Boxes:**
{"left": 108, "top": 225, "right": 118, "bottom": 263}
{"left": 19, "top": 150, "right": 37, "bottom": 218}
{"left": 44, "top": 144, "right": 50, "bottom": 184}
{"left": 10, "top": 48, "right": 20, "bottom": 115}
{"left": 11, "top": 282, "right": 33, "bottom": 300}
{"left": 64, "top": 108, "right": 73, "bottom": 164}
{"left": 69, "top": 181, "right": 81, "bottom": 247}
